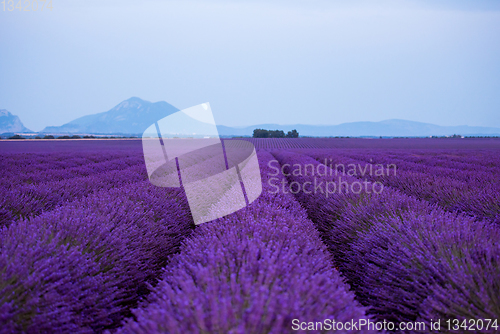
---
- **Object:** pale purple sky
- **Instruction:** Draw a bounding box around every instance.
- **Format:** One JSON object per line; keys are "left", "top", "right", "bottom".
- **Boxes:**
{"left": 1, "top": 0, "right": 499, "bottom": 131}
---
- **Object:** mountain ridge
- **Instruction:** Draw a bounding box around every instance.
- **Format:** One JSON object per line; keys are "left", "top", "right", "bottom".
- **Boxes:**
{"left": 0, "top": 109, "right": 32, "bottom": 133}
{"left": 4, "top": 97, "right": 500, "bottom": 137}
{"left": 217, "top": 119, "right": 500, "bottom": 137}
{"left": 41, "top": 97, "right": 179, "bottom": 134}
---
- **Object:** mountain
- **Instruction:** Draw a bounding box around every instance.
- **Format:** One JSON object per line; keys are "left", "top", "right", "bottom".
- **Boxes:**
{"left": 217, "top": 119, "right": 500, "bottom": 137}
{"left": 0, "top": 110, "right": 32, "bottom": 133}
{"left": 41, "top": 97, "right": 179, "bottom": 134}
{"left": 39, "top": 97, "right": 500, "bottom": 137}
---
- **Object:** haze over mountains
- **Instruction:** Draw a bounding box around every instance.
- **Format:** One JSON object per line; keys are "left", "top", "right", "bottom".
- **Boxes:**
{"left": 3, "top": 97, "right": 500, "bottom": 137}
{"left": 0, "top": 109, "right": 32, "bottom": 133}
{"left": 217, "top": 121, "right": 500, "bottom": 137}
{"left": 42, "top": 97, "right": 179, "bottom": 135}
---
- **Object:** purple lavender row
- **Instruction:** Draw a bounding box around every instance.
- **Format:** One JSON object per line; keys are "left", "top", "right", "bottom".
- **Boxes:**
{"left": 292, "top": 148, "right": 500, "bottom": 176}
{"left": 335, "top": 149, "right": 500, "bottom": 183}
{"left": 115, "top": 151, "right": 375, "bottom": 334}
{"left": 368, "top": 149, "right": 500, "bottom": 173}
{"left": 0, "top": 163, "right": 149, "bottom": 227}
{"left": 240, "top": 138, "right": 500, "bottom": 150}
{"left": 0, "top": 151, "right": 136, "bottom": 174}
{"left": 305, "top": 150, "right": 500, "bottom": 225}
{"left": 0, "top": 181, "right": 194, "bottom": 333}
{"left": 299, "top": 150, "right": 487, "bottom": 216}
{"left": 272, "top": 150, "right": 500, "bottom": 332}
{"left": 347, "top": 152, "right": 500, "bottom": 191}
{"left": 0, "top": 154, "right": 144, "bottom": 189}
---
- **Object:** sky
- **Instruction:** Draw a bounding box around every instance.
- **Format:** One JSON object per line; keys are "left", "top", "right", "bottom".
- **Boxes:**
{"left": 1, "top": 0, "right": 499, "bottom": 131}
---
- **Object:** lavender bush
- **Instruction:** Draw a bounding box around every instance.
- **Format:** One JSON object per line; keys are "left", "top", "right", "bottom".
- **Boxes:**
{"left": 304, "top": 149, "right": 500, "bottom": 225}
{"left": 0, "top": 164, "right": 148, "bottom": 227}
{"left": 0, "top": 182, "right": 193, "bottom": 332}
{"left": 1, "top": 138, "right": 500, "bottom": 333}
{"left": 357, "top": 210, "right": 500, "bottom": 333}
{"left": 115, "top": 151, "right": 374, "bottom": 334}
{"left": 272, "top": 150, "right": 500, "bottom": 331}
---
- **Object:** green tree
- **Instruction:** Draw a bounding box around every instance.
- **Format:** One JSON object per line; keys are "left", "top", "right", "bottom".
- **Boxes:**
{"left": 269, "top": 130, "right": 285, "bottom": 138}
{"left": 253, "top": 129, "right": 269, "bottom": 138}
{"left": 286, "top": 129, "right": 299, "bottom": 138}
{"left": 253, "top": 129, "right": 287, "bottom": 138}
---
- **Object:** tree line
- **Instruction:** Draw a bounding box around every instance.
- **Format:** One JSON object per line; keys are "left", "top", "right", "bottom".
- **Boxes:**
{"left": 252, "top": 129, "right": 299, "bottom": 138}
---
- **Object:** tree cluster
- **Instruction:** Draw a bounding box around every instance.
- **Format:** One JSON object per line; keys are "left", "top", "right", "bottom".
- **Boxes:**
{"left": 253, "top": 129, "right": 299, "bottom": 138}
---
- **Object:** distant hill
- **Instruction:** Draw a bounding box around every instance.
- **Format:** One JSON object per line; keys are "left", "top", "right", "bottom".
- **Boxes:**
{"left": 217, "top": 120, "right": 500, "bottom": 137}
{"left": 37, "top": 97, "right": 500, "bottom": 137}
{"left": 0, "top": 109, "right": 32, "bottom": 133}
{"left": 41, "top": 97, "right": 179, "bottom": 134}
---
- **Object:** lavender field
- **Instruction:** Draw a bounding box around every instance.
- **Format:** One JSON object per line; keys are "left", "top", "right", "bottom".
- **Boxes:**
{"left": 1, "top": 138, "right": 500, "bottom": 334}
